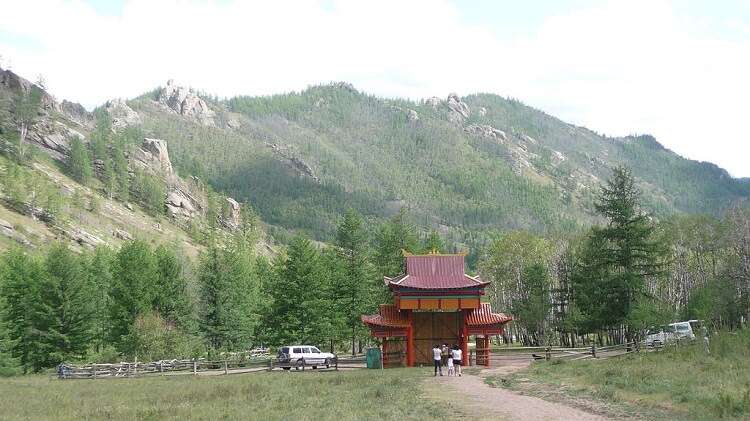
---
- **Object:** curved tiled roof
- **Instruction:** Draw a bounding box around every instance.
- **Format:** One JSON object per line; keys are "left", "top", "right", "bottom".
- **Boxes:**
{"left": 388, "top": 254, "right": 489, "bottom": 290}
{"left": 361, "top": 304, "right": 409, "bottom": 327}
{"left": 466, "top": 303, "right": 512, "bottom": 326}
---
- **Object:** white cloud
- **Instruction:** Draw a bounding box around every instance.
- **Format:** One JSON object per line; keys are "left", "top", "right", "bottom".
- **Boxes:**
{"left": 1, "top": 0, "right": 748, "bottom": 176}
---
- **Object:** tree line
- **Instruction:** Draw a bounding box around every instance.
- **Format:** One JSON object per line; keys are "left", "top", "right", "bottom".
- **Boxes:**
{"left": 0, "top": 207, "right": 446, "bottom": 375}
{"left": 480, "top": 167, "right": 750, "bottom": 346}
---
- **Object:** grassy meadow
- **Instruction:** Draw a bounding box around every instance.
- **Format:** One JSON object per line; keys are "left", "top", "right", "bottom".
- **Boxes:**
{"left": 488, "top": 330, "right": 750, "bottom": 420}
{"left": 0, "top": 368, "right": 452, "bottom": 420}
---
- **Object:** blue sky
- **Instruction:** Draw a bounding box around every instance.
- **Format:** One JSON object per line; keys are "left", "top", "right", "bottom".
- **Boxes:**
{"left": 1, "top": 0, "right": 748, "bottom": 176}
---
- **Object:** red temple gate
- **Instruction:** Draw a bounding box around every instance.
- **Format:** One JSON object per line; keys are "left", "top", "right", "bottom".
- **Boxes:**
{"left": 362, "top": 252, "right": 511, "bottom": 367}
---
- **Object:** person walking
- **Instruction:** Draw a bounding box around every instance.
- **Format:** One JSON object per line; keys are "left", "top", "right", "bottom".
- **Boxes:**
{"left": 451, "top": 344, "right": 463, "bottom": 377}
{"left": 432, "top": 344, "right": 443, "bottom": 376}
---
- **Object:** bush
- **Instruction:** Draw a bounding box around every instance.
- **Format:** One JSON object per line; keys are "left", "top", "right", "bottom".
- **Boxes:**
{"left": 124, "top": 312, "right": 202, "bottom": 361}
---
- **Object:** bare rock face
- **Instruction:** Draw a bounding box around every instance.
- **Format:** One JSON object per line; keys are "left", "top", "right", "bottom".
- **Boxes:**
{"left": 60, "top": 100, "right": 93, "bottom": 127}
{"left": 266, "top": 142, "right": 319, "bottom": 182}
{"left": 105, "top": 98, "right": 142, "bottom": 131}
{"left": 446, "top": 93, "right": 470, "bottom": 123}
{"left": 477, "top": 107, "right": 487, "bottom": 117}
{"left": 26, "top": 120, "right": 85, "bottom": 160}
{"left": 406, "top": 109, "right": 419, "bottom": 122}
{"left": 220, "top": 197, "right": 242, "bottom": 230}
{"left": 165, "top": 189, "right": 199, "bottom": 219}
{"left": 112, "top": 228, "right": 133, "bottom": 241}
{"left": 0, "top": 218, "right": 30, "bottom": 246}
{"left": 464, "top": 124, "right": 507, "bottom": 142}
{"left": 132, "top": 138, "right": 174, "bottom": 175}
{"left": 158, "top": 80, "right": 216, "bottom": 126}
{"left": 70, "top": 228, "right": 105, "bottom": 248}
{"left": 0, "top": 67, "right": 59, "bottom": 112}
{"left": 424, "top": 96, "right": 441, "bottom": 109}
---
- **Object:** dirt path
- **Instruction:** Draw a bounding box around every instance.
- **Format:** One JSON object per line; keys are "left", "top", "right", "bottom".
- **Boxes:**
{"left": 424, "top": 361, "right": 610, "bottom": 421}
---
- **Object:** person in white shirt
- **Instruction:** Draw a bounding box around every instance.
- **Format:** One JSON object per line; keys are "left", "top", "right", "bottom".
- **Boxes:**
{"left": 451, "top": 344, "right": 463, "bottom": 376}
{"left": 446, "top": 354, "right": 455, "bottom": 376}
{"left": 432, "top": 344, "right": 443, "bottom": 376}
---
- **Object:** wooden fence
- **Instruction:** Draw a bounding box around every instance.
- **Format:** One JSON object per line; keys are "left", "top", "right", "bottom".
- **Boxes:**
{"left": 469, "top": 341, "right": 670, "bottom": 366}
{"left": 57, "top": 356, "right": 368, "bottom": 379}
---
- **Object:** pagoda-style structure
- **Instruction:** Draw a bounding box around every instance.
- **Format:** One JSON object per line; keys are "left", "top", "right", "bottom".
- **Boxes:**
{"left": 362, "top": 252, "right": 511, "bottom": 366}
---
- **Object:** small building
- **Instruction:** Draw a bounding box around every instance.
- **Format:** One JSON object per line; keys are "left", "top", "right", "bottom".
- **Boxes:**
{"left": 361, "top": 252, "right": 511, "bottom": 366}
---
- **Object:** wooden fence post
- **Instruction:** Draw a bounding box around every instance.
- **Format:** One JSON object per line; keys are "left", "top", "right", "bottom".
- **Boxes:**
{"left": 545, "top": 347, "right": 551, "bottom": 361}
{"left": 268, "top": 359, "right": 273, "bottom": 372}
{"left": 591, "top": 344, "right": 597, "bottom": 358}
{"left": 224, "top": 360, "right": 228, "bottom": 375}
{"left": 335, "top": 357, "right": 338, "bottom": 371}
{"left": 93, "top": 365, "right": 97, "bottom": 379}
{"left": 302, "top": 357, "right": 305, "bottom": 371}
{"left": 193, "top": 359, "right": 198, "bottom": 375}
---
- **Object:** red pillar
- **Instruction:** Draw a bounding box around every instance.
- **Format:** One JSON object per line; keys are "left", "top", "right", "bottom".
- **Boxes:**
{"left": 407, "top": 311, "right": 415, "bottom": 367}
{"left": 461, "top": 311, "right": 469, "bottom": 366}
{"left": 484, "top": 336, "right": 491, "bottom": 367}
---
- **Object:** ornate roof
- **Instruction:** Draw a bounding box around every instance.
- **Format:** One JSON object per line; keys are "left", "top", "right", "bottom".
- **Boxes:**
{"left": 466, "top": 303, "right": 512, "bottom": 326}
{"left": 361, "top": 304, "right": 409, "bottom": 328}
{"left": 361, "top": 303, "right": 511, "bottom": 328}
{"left": 385, "top": 254, "right": 489, "bottom": 290}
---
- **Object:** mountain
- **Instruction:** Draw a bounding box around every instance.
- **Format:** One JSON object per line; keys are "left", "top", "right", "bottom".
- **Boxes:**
{"left": 2, "top": 68, "right": 748, "bottom": 254}
{"left": 0, "top": 68, "right": 273, "bottom": 256}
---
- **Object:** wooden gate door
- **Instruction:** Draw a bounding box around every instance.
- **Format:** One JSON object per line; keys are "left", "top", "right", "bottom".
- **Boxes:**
{"left": 412, "top": 312, "right": 461, "bottom": 365}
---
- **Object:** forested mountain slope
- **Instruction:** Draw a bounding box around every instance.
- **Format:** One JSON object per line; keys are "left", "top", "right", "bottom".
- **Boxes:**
{"left": 0, "top": 68, "right": 272, "bottom": 256}
{"left": 126, "top": 82, "right": 749, "bottom": 249}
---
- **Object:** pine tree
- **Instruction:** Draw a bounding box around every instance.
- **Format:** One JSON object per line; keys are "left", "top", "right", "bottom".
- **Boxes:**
{"left": 198, "top": 241, "right": 258, "bottom": 350}
{"left": 0, "top": 248, "right": 44, "bottom": 373}
{"left": 109, "top": 240, "right": 158, "bottom": 352}
{"left": 422, "top": 229, "right": 445, "bottom": 253}
{"left": 572, "top": 166, "right": 667, "bottom": 337}
{"left": 112, "top": 139, "right": 129, "bottom": 201}
{"left": 32, "top": 244, "right": 94, "bottom": 368}
{"left": 13, "top": 85, "right": 42, "bottom": 163}
{"left": 334, "top": 209, "right": 375, "bottom": 355}
{"left": 374, "top": 208, "right": 419, "bottom": 277}
{"left": 265, "top": 236, "right": 329, "bottom": 346}
{"left": 153, "top": 245, "right": 193, "bottom": 331}
{"left": 68, "top": 137, "right": 93, "bottom": 184}
{"left": 85, "top": 246, "right": 114, "bottom": 352}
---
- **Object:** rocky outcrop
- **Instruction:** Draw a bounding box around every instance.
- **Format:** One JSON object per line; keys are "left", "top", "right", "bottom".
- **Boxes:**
{"left": 424, "top": 97, "right": 441, "bottom": 109}
{"left": 165, "top": 190, "right": 197, "bottom": 219}
{"left": 25, "top": 120, "right": 85, "bottom": 160}
{"left": 0, "top": 67, "right": 59, "bottom": 112}
{"left": 406, "top": 109, "right": 419, "bottom": 122}
{"left": 266, "top": 142, "right": 319, "bottom": 182}
{"left": 158, "top": 80, "right": 216, "bottom": 126}
{"left": 0, "top": 218, "right": 30, "bottom": 246}
{"left": 446, "top": 93, "right": 470, "bottom": 123}
{"left": 105, "top": 98, "right": 142, "bottom": 131}
{"left": 220, "top": 197, "right": 242, "bottom": 230}
{"left": 112, "top": 228, "right": 133, "bottom": 241}
{"left": 477, "top": 107, "right": 487, "bottom": 117}
{"left": 464, "top": 124, "right": 507, "bottom": 142}
{"left": 132, "top": 138, "right": 174, "bottom": 175}
{"left": 60, "top": 100, "right": 93, "bottom": 127}
{"left": 69, "top": 228, "right": 105, "bottom": 248}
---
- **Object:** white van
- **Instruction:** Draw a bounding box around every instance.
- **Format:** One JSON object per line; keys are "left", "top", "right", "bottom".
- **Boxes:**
{"left": 645, "top": 321, "right": 695, "bottom": 347}
{"left": 276, "top": 345, "right": 335, "bottom": 370}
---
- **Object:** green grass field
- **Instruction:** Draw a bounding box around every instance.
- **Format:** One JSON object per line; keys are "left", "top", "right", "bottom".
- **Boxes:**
{"left": 0, "top": 368, "right": 451, "bottom": 420}
{"left": 487, "top": 330, "right": 750, "bottom": 420}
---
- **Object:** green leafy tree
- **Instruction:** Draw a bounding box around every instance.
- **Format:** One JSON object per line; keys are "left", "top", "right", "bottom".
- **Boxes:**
{"left": 102, "top": 158, "right": 116, "bottom": 199}
{"left": 111, "top": 139, "right": 130, "bottom": 201}
{"left": 85, "top": 247, "right": 114, "bottom": 352}
{"left": 374, "top": 208, "right": 419, "bottom": 277}
{"left": 572, "top": 166, "right": 667, "bottom": 337}
{"left": 123, "top": 311, "right": 200, "bottom": 361}
{"left": 511, "top": 263, "right": 552, "bottom": 346}
{"left": 109, "top": 240, "right": 158, "bottom": 352}
{"left": 264, "top": 236, "right": 330, "bottom": 346}
{"left": 421, "top": 229, "right": 445, "bottom": 253}
{"left": 198, "top": 241, "right": 259, "bottom": 350}
{"left": 333, "top": 209, "right": 376, "bottom": 355}
{"left": 0, "top": 248, "right": 44, "bottom": 373}
{"left": 132, "top": 170, "right": 165, "bottom": 216}
{"left": 68, "top": 137, "right": 93, "bottom": 184}
{"left": 32, "top": 244, "right": 94, "bottom": 369}
{"left": 153, "top": 245, "right": 194, "bottom": 331}
{"left": 12, "top": 85, "right": 42, "bottom": 162}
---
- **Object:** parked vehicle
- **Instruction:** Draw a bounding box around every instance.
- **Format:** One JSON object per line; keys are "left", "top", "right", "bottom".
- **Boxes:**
{"left": 277, "top": 345, "right": 335, "bottom": 370}
{"left": 646, "top": 321, "right": 696, "bottom": 347}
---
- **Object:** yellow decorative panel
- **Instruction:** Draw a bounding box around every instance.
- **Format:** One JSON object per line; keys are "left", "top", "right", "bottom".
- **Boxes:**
{"left": 399, "top": 299, "right": 419, "bottom": 310}
{"left": 459, "top": 298, "right": 480, "bottom": 309}
{"left": 420, "top": 299, "right": 439, "bottom": 309}
{"left": 441, "top": 299, "right": 459, "bottom": 310}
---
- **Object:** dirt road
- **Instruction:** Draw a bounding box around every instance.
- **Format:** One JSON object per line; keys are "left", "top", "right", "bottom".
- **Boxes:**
{"left": 424, "top": 361, "right": 610, "bottom": 421}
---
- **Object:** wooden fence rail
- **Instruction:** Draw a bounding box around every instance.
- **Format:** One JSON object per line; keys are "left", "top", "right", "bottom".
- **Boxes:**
{"left": 58, "top": 355, "right": 368, "bottom": 379}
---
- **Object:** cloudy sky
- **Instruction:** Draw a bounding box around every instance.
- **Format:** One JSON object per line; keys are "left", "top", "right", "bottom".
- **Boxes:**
{"left": 1, "top": 0, "right": 748, "bottom": 176}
